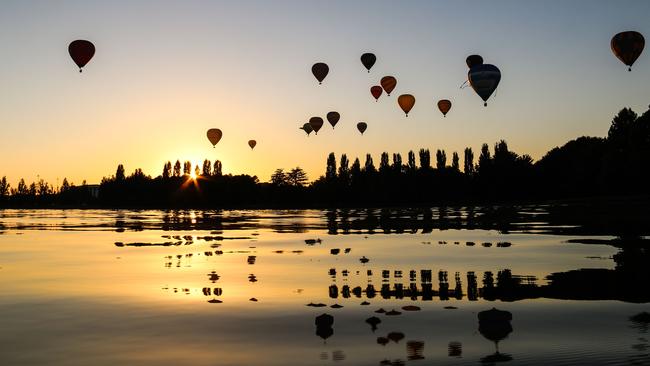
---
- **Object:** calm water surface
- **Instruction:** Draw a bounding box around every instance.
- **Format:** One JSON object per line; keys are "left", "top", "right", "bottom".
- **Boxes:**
{"left": 0, "top": 208, "right": 648, "bottom": 365}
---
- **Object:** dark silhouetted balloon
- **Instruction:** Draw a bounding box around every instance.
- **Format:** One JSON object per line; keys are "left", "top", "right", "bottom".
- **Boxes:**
{"left": 370, "top": 86, "right": 383, "bottom": 101}
{"left": 309, "top": 117, "right": 324, "bottom": 134}
{"left": 437, "top": 99, "right": 452, "bottom": 117}
{"left": 357, "top": 122, "right": 367, "bottom": 135}
{"left": 315, "top": 313, "right": 334, "bottom": 341}
{"left": 207, "top": 129, "right": 223, "bottom": 147}
{"left": 68, "top": 40, "right": 95, "bottom": 72}
{"left": 466, "top": 54, "right": 484, "bottom": 69}
{"left": 301, "top": 122, "right": 314, "bottom": 136}
{"left": 248, "top": 140, "right": 256, "bottom": 149}
{"left": 380, "top": 76, "right": 397, "bottom": 96}
{"left": 360, "top": 53, "right": 376, "bottom": 72}
{"left": 611, "top": 31, "right": 645, "bottom": 71}
{"left": 312, "top": 63, "right": 329, "bottom": 84}
{"left": 327, "top": 112, "right": 340, "bottom": 129}
{"left": 468, "top": 64, "right": 501, "bottom": 106}
{"left": 398, "top": 94, "right": 415, "bottom": 116}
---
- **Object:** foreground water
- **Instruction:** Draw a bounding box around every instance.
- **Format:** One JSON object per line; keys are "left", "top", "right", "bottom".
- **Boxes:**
{"left": 0, "top": 208, "right": 648, "bottom": 365}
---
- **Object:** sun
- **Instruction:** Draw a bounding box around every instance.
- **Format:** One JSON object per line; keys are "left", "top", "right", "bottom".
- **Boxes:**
{"left": 190, "top": 170, "right": 197, "bottom": 180}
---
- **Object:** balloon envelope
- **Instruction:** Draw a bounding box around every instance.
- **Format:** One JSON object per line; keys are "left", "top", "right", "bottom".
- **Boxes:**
{"left": 437, "top": 99, "right": 452, "bottom": 117}
{"left": 326, "top": 112, "right": 340, "bottom": 128}
{"left": 466, "top": 54, "right": 484, "bottom": 69}
{"left": 398, "top": 94, "right": 416, "bottom": 116}
{"left": 380, "top": 76, "right": 397, "bottom": 96}
{"left": 68, "top": 40, "right": 95, "bottom": 72}
{"left": 312, "top": 63, "right": 329, "bottom": 84}
{"left": 468, "top": 64, "right": 501, "bottom": 106}
{"left": 301, "top": 122, "right": 314, "bottom": 136}
{"left": 611, "top": 31, "right": 645, "bottom": 71}
{"left": 360, "top": 53, "right": 377, "bottom": 72}
{"left": 248, "top": 140, "right": 256, "bottom": 149}
{"left": 357, "top": 122, "right": 367, "bottom": 135}
{"left": 370, "top": 86, "right": 383, "bottom": 101}
{"left": 309, "top": 117, "right": 324, "bottom": 134}
{"left": 207, "top": 129, "right": 223, "bottom": 147}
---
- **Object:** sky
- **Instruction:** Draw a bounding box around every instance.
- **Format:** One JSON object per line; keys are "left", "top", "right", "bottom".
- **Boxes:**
{"left": 1, "top": 0, "right": 649, "bottom": 186}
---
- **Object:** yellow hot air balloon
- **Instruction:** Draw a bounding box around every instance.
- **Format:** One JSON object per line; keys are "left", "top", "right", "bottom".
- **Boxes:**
{"left": 248, "top": 140, "right": 257, "bottom": 149}
{"left": 207, "top": 129, "right": 222, "bottom": 147}
{"left": 398, "top": 94, "right": 415, "bottom": 117}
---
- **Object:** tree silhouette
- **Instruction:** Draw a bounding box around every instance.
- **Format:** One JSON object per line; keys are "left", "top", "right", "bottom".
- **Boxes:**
{"left": 464, "top": 147, "right": 474, "bottom": 175}
{"left": 436, "top": 149, "right": 447, "bottom": 170}
{"left": 202, "top": 159, "right": 212, "bottom": 176}
{"left": 183, "top": 161, "right": 192, "bottom": 176}
{"left": 173, "top": 160, "right": 181, "bottom": 177}
{"left": 271, "top": 168, "right": 287, "bottom": 186}
{"left": 0, "top": 176, "right": 9, "bottom": 197}
{"left": 162, "top": 161, "right": 172, "bottom": 179}
{"left": 213, "top": 160, "right": 222, "bottom": 177}
{"left": 326, "top": 153, "right": 337, "bottom": 180}
{"left": 407, "top": 150, "right": 416, "bottom": 172}
{"left": 379, "top": 152, "right": 390, "bottom": 173}
{"left": 364, "top": 154, "right": 376, "bottom": 173}
{"left": 419, "top": 148, "right": 431, "bottom": 170}
{"left": 287, "top": 167, "right": 308, "bottom": 187}
{"left": 116, "top": 164, "right": 125, "bottom": 181}
{"left": 452, "top": 152, "right": 460, "bottom": 171}
{"left": 339, "top": 154, "right": 349, "bottom": 184}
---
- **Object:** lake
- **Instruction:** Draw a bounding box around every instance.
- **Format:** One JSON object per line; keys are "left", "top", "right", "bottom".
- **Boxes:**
{"left": 0, "top": 207, "right": 648, "bottom": 365}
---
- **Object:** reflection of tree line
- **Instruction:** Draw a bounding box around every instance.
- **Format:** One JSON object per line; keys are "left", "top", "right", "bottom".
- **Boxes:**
{"left": 326, "top": 254, "right": 650, "bottom": 302}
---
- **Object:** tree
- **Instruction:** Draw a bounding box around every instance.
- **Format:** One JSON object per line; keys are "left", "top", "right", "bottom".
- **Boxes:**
{"left": 202, "top": 159, "right": 212, "bottom": 176}
{"left": 350, "top": 158, "right": 361, "bottom": 183}
{"left": 183, "top": 161, "right": 192, "bottom": 175}
{"left": 364, "top": 154, "right": 376, "bottom": 173}
{"left": 173, "top": 160, "right": 181, "bottom": 177}
{"left": 477, "top": 143, "right": 491, "bottom": 175}
{"left": 326, "top": 153, "right": 337, "bottom": 180}
{"left": 0, "top": 176, "right": 9, "bottom": 197}
{"left": 419, "top": 149, "right": 431, "bottom": 170}
{"left": 287, "top": 167, "right": 308, "bottom": 187}
{"left": 17, "top": 179, "right": 28, "bottom": 195}
{"left": 61, "top": 178, "right": 70, "bottom": 192}
{"left": 271, "top": 169, "right": 287, "bottom": 186}
{"left": 338, "top": 154, "right": 349, "bottom": 183}
{"left": 452, "top": 152, "right": 460, "bottom": 171}
{"left": 162, "top": 162, "right": 172, "bottom": 179}
{"left": 116, "top": 164, "right": 125, "bottom": 181}
{"left": 37, "top": 179, "right": 50, "bottom": 196}
{"left": 29, "top": 182, "right": 37, "bottom": 196}
{"left": 436, "top": 149, "right": 447, "bottom": 169}
{"left": 392, "top": 153, "right": 402, "bottom": 173}
{"left": 379, "top": 152, "right": 390, "bottom": 173}
{"left": 464, "top": 148, "right": 475, "bottom": 175}
{"left": 213, "top": 160, "right": 223, "bottom": 177}
{"left": 407, "top": 151, "right": 416, "bottom": 171}
{"left": 194, "top": 165, "right": 200, "bottom": 177}
{"left": 608, "top": 107, "right": 637, "bottom": 145}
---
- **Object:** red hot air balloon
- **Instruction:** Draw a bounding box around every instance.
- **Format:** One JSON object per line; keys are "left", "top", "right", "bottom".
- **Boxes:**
{"left": 357, "top": 122, "right": 367, "bottom": 135}
{"left": 380, "top": 76, "right": 397, "bottom": 96}
{"left": 68, "top": 40, "right": 95, "bottom": 72}
{"left": 370, "top": 86, "right": 383, "bottom": 101}
{"left": 611, "top": 31, "right": 645, "bottom": 71}
{"left": 327, "top": 112, "right": 340, "bottom": 129}
{"left": 312, "top": 63, "right": 329, "bottom": 84}
{"left": 309, "top": 117, "right": 324, "bottom": 134}
{"left": 207, "top": 129, "right": 223, "bottom": 147}
{"left": 398, "top": 94, "right": 416, "bottom": 117}
{"left": 437, "top": 99, "right": 452, "bottom": 117}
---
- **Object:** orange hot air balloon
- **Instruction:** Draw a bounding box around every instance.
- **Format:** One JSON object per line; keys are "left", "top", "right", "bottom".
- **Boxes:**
{"left": 207, "top": 129, "right": 223, "bottom": 147}
{"left": 370, "top": 86, "right": 383, "bottom": 101}
{"left": 437, "top": 99, "right": 452, "bottom": 117}
{"left": 327, "top": 111, "right": 340, "bottom": 129}
{"left": 357, "top": 122, "right": 367, "bottom": 135}
{"left": 309, "top": 117, "right": 324, "bottom": 134}
{"left": 611, "top": 31, "right": 645, "bottom": 71}
{"left": 380, "top": 76, "right": 397, "bottom": 96}
{"left": 68, "top": 40, "right": 95, "bottom": 72}
{"left": 248, "top": 140, "right": 257, "bottom": 149}
{"left": 398, "top": 94, "right": 415, "bottom": 117}
{"left": 312, "top": 62, "right": 329, "bottom": 84}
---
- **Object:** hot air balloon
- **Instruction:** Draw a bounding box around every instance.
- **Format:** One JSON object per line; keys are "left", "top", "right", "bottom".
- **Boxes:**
{"left": 380, "top": 76, "right": 397, "bottom": 96}
{"left": 466, "top": 54, "right": 484, "bottom": 69}
{"left": 68, "top": 40, "right": 95, "bottom": 72}
{"left": 437, "top": 99, "right": 452, "bottom": 117}
{"left": 357, "top": 122, "right": 367, "bottom": 135}
{"left": 468, "top": 64, "right": 501, "bottom": 106}
{"left": 360, "top": 53, "right": 376, "bottom": 72}
{"left": 327, "top": 112, "right": 340, "bottom": 129}
{"left": 207, "top": 129, "right": 223, "bottom": 148}
{"left": 312, "top": 63, "right": 329, "bottom": 84}
{"left": 300, "top": 123, "right": 314, "bottom": 136}
{"left": 398, "top": 94, "right": 415, "bottom": 116}
{"left": 248, "top": 140, "right": 257, "bottom": 149}
{"left": 611, "top": 31, "right": 645, "bottom": 71}
{"left": 309, "top": 117, "right": 324, "bottom": 134}
{"left": 370, "top": 86, "right": 383, "bottom": 101}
